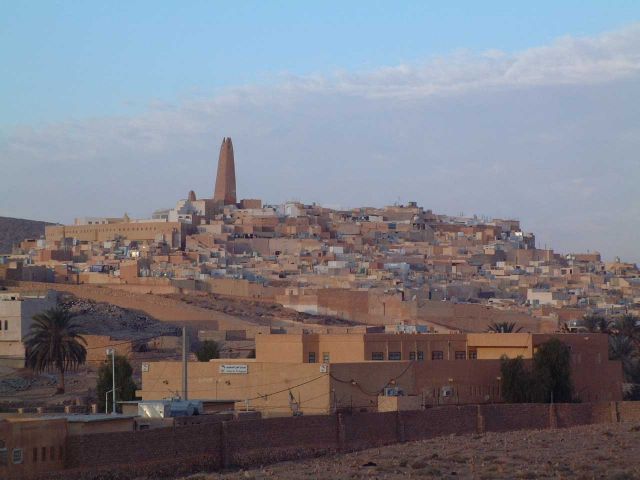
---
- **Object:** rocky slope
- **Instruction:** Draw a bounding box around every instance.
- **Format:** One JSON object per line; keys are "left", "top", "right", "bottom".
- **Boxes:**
{"left": 0, "top": 216, "right": 54, "bottom": 253}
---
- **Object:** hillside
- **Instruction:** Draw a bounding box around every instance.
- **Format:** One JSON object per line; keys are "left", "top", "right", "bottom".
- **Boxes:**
{"left": 0, "top": 216, "right": 54, "bottom": 253}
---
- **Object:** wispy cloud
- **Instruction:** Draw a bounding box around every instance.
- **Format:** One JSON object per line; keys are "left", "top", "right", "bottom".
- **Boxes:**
{"left": 273, "top": 22, "right": 640, "bottom": 98}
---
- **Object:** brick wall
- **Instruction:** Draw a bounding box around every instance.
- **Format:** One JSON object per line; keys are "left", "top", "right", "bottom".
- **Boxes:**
{"left": 481, "top": 404, "right": 549, "bottom": 432}
{"left": 65, "top": 423, "right": 222, "bottom": 469}
{"left": 342, "top": 411, "right": 398, "bottom": 450}
{"left": 226, "top": 415, "right": 338, "bottom": 465}
{"left": 400, "top": 405, "right": 477, "bottom": 441}
{"left": 554, "top": 402, "right": 613, "bottom": 428}
{"left": 36, "top": 401, "right": 640, "bottom": 480}
{"left": 618, "top": 401, "right": 640, "bottom": 422}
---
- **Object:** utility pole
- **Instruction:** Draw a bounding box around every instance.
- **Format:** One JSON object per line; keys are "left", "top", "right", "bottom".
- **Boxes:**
{"left": 106, "top": 348, "right": 116, "bottom": 414}
{"left": 182, "top": 326, "right": 188, "bottom": 401}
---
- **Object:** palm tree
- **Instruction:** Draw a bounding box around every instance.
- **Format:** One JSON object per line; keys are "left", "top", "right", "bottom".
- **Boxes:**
{"left": 24, "top": 307, "right": 87, "bottom": 394}
{"left": 582, "top": 314, "right": 612, "bottom": 334}
{"left": 614, "top": 314, "right": 640, "bottom": 346}
{"left": 487, "top": 321, "right": 522, "bottom": 333}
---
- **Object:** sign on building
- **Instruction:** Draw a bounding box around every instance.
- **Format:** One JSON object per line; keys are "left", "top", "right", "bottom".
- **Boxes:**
{"left": 219, "top": 364, "right": 248, "bottom": 374}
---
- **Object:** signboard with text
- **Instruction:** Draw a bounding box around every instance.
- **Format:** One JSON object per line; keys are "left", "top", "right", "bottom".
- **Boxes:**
{"left": 219, "top": 364, "right": 248, "bottom": 374}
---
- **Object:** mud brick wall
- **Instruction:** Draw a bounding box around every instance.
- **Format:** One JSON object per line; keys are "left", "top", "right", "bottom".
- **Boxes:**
{"left": 480, "top": 404, "right": 550, "bottom": 432}
{"left": 45, "top": 402, "right": 639, "bottom": 480}
{"left": 400, "top": 405, "right": 477, "bottom": 441}
{"left": 618, "top": 401, "right": 640, "bottom": 422}
{"left": 65, "top": 423, "right": 222, "bottom": 469}
{"left": 225, "top": 415, "right": 339, "bottom": 466}
{"left": 342, "top": 411, "right": 399, "bottom": 450}
{"left": 554, "top": 402, "right": 613, "bottom": 428}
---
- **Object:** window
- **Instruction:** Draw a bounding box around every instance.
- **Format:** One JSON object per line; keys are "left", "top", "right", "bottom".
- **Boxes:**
{"left": 59, "top": 446, "right": 64, "bottom": 461}
{"left": 12, "top": 448, "right": 23, "bottom": 464}
{"left": 42, "top": 447, "right": 46, "bottom": 461}
{"left": 33, "top": 447, "right": 37, "bottom": 462}
{"left": 322, "top": 352, "right": 330, "bottom": 363}
{"left": 409, "top": 351, "right": 416, "bottom": 360}
{"left": 468, "top": 350, "right": 477, "bottom": 360}
{"left": 388, "top": 352, "right": 401, "bottom": 361}
{"left": 308, "top": 352, "right": 316, "bottom": 363}
{"left": 417, "top": 351, "right": 424, "bottom": 361}
{"left": 50, "top": 446, "right": 54, "bottom": 461}
{"left": 3, "top": 321, "right": 7, "bottom": 331}
{"left": 432, "top": 351, "right": 444, "bottom": 360}
{"left": 371, "top": 352, "right": 384, "bottom": 361}
{"left": 455, "top": 351, "right": 466, "bottom": 360}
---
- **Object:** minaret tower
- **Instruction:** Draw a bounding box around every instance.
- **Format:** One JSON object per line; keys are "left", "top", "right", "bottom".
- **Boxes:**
{"left": 213, "top": 137, "right": 237, "bottom": 205}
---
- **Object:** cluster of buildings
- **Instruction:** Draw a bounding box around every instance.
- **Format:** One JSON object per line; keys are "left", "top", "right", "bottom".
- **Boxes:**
{"left": 1, "top": 137, "right": 638, "bottom": 331}
{"left": 0, "top": 136, "right": 634, "bottom": 478}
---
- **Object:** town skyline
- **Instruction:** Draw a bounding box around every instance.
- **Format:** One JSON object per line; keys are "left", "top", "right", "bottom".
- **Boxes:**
{"left": 2, "top": 20, "right": 640, "bottom": 262}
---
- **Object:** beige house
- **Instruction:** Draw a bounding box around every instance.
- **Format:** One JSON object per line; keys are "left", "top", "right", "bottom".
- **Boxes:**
{"left": 0, "top": 291, "right": 57, "bottom": 367}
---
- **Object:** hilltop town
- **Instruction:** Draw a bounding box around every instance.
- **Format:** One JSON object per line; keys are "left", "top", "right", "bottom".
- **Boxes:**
{"left": 0, "top": 138, "right": 638, "bottom": 479}
{"left": 2, "top": 137, "right": 638, "bottom": 334}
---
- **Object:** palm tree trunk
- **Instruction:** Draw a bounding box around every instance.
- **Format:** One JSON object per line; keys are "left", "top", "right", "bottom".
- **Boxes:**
{"left": 57, "top": 368, "right": 65, "bottom": 394}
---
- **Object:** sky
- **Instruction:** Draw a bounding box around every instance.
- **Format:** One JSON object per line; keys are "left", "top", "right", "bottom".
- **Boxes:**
{"left": 1, "top": 1, "right": 639, "bottom": 262}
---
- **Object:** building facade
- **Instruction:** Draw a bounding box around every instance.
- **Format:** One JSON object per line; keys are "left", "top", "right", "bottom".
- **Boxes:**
{"left": 0, "top": 291, "right": 57, "bottom": 367}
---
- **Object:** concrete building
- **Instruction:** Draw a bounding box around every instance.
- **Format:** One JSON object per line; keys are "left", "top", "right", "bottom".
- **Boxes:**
{"left": 45, "top": 221, "right": 187, "bottom": 249}
{"left": 0, "top": 291, "right": 57, "bottom": 367}
{"left": 138, "top": 332, "right": 623, "bottom": 416}
{"left": 0, "top": 417, "right": 67, "bottom": 479}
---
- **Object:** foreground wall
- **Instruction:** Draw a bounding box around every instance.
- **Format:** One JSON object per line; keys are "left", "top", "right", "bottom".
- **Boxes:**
{"left": 35, "top": 401, "right": 640, "bottom": 480}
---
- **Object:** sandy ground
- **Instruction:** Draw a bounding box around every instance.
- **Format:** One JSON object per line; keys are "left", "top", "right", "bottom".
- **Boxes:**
{"left": 184, "top": 422, "right": 640, "bottom": 480}
{"left": 0, "top": 365, "right": 98, "bottom": 407}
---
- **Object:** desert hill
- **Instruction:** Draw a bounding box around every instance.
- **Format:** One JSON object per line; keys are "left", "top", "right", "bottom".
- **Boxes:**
{"left": 0, "top": 216, "right": 55, "bottom": 253}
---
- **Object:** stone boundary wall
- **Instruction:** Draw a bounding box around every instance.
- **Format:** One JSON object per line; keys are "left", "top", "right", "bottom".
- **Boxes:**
{"left": 36, "top": 402, "right": 640, "bottom": 480}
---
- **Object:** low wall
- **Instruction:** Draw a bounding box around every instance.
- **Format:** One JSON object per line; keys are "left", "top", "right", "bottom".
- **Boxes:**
{"left": 480, "top": 403, "right": 549, "bottom": 432}
{"left": 34, "top": 401, "right": 640, "bottom": 480}
{"left": 618, "top": 401, "right": 640, "bottom": 422}
{"left": 401, "top": 405, "right": 478, "bottom": 441}
{"left": 226, "top": 415, "right": 338, "bottom": 465}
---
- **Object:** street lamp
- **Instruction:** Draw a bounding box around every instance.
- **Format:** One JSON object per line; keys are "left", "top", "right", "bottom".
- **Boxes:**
{"left": 105, "top": 389, "right": 112, "bottom": 414}
{"left": 106, "top": 348, "right": 116, "bottom": 414}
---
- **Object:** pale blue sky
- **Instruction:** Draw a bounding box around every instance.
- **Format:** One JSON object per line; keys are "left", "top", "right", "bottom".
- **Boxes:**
{"left": 1, "top": 2, "right": 639, "bottom": 262}
{"left": 2, "top": 1, "right": 639, "bottom": 127}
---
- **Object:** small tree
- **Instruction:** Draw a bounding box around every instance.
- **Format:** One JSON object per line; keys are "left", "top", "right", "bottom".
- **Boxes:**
{"left": 500, "top": 339, "right": 574, "bottom": 403}
{"left": 531, "top": 338, "right": 573, "bottom": 403}
{"left": 96, "top": 355, "right": 137, "bottom": 413}
{"left": 500, "top": 355, "right": 532, "bottom": 403}
{"left": 196, "top": 340, "right": 220, "bottom": 362}
{"left": 614, "top": 314, "right": 640, "bottom": 346}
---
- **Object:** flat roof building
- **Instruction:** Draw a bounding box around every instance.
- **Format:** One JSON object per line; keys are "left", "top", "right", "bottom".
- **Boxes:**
{"left": 138, "top": 332, "right": 623, "bottom": 417}
{"left": 0, "top": 291, "right": 57, "bottom": 367}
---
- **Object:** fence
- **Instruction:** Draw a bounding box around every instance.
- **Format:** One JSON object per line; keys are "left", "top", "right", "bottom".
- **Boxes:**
{"left": 41, "top": 401, "right": 640, "bottom": 480}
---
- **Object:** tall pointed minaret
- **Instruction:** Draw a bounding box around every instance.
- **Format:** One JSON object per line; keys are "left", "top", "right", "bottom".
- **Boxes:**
{"left": 213, "top": 137, "right": 237, "bottom": 205}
